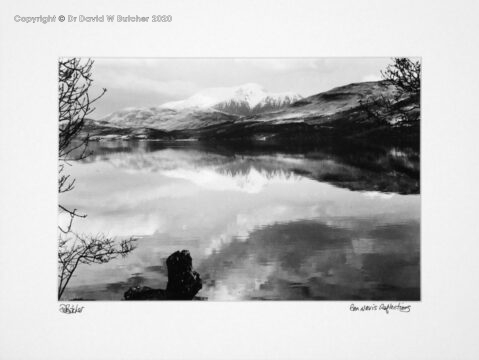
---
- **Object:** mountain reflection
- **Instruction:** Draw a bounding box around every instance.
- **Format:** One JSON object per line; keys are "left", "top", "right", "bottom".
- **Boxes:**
{"left": 62, "top": 141, "right": 420, "bottom": 300}
{"left": 81, "top": 140, "right": 419, "bottom": 194}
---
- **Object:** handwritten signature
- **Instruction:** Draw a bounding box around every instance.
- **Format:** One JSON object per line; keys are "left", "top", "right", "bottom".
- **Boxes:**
{"left": 59, "top": 304, "right": 85, "bottom": 314}
{"left": 350, "top": 303, "right": 411, "bottom": 314}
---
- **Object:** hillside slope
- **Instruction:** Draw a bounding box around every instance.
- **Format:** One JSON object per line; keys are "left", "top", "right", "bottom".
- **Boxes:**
{"left": 85, "top": 81, "right": 419, "bottom": 146}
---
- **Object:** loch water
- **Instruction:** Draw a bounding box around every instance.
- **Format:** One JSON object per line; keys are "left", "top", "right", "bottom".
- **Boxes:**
{"left": 61, "top": 140, "right": 420, "bottom": 300}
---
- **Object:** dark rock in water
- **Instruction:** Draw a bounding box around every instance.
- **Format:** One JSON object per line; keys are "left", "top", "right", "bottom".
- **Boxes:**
{"left": 124, "top": 286, "right": 167, "bottom": 300}
{"left": 166, "top": 250, "right": 202, "bottom": 300}
{"left": 123, "top": 249, "right": 202, "bottom": 300}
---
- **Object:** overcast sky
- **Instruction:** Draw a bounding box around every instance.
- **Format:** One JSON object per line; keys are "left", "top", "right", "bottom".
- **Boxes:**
{"left": 89, "top": 58, "right": 392, "bottom": 118}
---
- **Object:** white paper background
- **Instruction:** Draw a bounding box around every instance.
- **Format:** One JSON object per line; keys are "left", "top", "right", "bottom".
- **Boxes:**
{"left": 1, "top": 0, "right": 478, "bottom": 359}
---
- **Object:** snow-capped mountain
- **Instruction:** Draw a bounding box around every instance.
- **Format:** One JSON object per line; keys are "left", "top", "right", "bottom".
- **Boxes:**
{"left": 160, "top": 83, "right": 302, "bottom": 116}
{"left": 91, "top": 81, "right": 411, "bottom": 143}
{"left": 96, "top": 83, "right": 302, "bottom": 132}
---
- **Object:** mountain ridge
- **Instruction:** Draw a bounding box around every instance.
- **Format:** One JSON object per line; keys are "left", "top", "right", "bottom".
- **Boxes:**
{"left": 159, "top": 83, "right": 303, "bottom": 116}
{"left": 84, "top": 81, "right": 418, "bottom": 146}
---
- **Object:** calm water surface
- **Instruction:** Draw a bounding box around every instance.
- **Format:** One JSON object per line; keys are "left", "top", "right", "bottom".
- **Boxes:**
{"left": 61, "top": 141, "right": 420, "bottom": 300}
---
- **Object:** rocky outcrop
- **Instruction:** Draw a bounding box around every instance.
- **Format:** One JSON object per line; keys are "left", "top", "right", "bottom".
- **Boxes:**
{"left": 124, "top": 250, "right": 202, "bottom": 300}
{"left": 165, "top": 250, "right": 203, "bottom": 300}
{"left": 124, "top": 286, "right": 167, "bottom": 300}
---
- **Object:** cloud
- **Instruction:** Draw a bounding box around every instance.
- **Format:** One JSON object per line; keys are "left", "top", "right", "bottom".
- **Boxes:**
{"left": 98, "top": 72, "right": 198, "bottom": 99}
{"left": 362, "top": 74, "right": 382, "bottom": 82}
{"left": 233, "top": 59, "right": 321, "bottom": 72}
{"left": 86, "top": 58, "right": 393, "bottom": 117}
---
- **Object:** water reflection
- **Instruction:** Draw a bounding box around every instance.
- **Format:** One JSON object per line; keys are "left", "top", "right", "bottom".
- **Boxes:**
{"left": 198, "top": 220, "right": 419, "bottom": 300}
{"left": 61, "top": 141, "right": 420, "bottom": 300}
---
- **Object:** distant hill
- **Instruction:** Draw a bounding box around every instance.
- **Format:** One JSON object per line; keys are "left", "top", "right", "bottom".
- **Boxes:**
{"left": 83, "top": 81, "right": 419, "bottom": 146}
{"left": 98, "top": 107, "right": 237, "bottom": 132}
{"left": 245, "top": 81, "right": 398, "bottom": 124}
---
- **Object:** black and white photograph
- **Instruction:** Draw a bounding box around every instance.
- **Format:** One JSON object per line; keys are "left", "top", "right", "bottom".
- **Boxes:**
{"left": 3, "top": 1, "right": 479, "bottom": 358}
{"left": 58, "top": 57, "right": 420, "bottom": 301}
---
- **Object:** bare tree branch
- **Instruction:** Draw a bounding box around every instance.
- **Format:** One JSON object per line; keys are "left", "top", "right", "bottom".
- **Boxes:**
{"left": 360, "top": 58, "right": 421, "bottom": 125}
{"left": 58, "top": 233, "right": 137, "bottom": 299}
{"left": 57, "top": 58, "right": 136, "bottom": 300}
{"left": 58, "top": 58, "right": 106, "bottom": 202}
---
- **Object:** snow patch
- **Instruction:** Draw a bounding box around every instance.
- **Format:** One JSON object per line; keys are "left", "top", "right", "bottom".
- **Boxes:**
{"left": 160, "top": 83, "right": 302, "bottom": 111}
